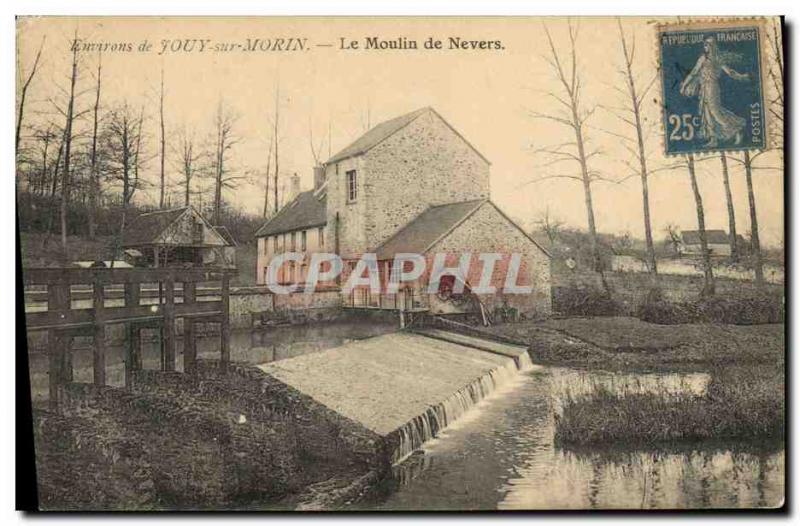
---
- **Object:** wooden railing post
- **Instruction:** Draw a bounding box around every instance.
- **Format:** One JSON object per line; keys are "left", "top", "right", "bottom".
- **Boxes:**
{"left": 220, "top": 273, "right": 231, "bottom": 372}
{"left": 123, "top": 282, "right": 140, "bottom": 389}
{"left": 47, "top": 281, "right": 70, "bottom": 410}
{"left": 183, "top": 281, "right": 197, "bottom": 374}
{"left": 163, "top": 275, "right": 176, "bottom": 372}
{"left": 92, "top": 276, "right": 106, "bottom": 386}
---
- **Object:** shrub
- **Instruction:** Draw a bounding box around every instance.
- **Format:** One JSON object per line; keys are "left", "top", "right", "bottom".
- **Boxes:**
{"left": 554, "top": 365, "right": 784, "bottom": 446}
{"left": 552, "top": 285, "right": 622, "bottom": 317}
{"left": 637, "top": 290, "right": 784, "bottom": 325}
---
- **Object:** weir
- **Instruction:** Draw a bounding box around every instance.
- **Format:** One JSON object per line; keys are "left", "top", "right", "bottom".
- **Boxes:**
{"left": 257, "top": 331, "right": 532, "bottom": 465}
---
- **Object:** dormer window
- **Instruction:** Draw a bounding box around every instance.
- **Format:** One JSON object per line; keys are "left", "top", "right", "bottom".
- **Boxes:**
{"left": 347, "top": 170, "right": 358, "bottom": 202}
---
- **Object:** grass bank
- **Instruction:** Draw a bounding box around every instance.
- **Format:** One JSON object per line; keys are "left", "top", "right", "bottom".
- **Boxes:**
{"left": 554, "top": 365, "right": 784, "bottom": 446}
{"left": 485, "top": 317, "right": 784, "bottom": 447}
{"left": 487, "top": 317, "right": 784, "bottom": 371}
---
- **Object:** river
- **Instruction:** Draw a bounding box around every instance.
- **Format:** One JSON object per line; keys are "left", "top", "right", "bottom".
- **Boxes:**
{"left": 355, "top": 366, "right": 784, "bottom": 510}
{"left": 26, "top": 323, "right": 784, "bottom": 509}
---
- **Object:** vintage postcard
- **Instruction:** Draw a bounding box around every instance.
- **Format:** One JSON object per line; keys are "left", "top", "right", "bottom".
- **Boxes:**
{"left": 16, "top": 16, "right": 785, "bottom": 511}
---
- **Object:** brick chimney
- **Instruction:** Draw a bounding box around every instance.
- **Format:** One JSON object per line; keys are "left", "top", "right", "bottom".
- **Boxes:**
{"left": 290, "top": 172, "right": 301, "bottom": 200}
{"left": 313, "top": 165, "right": 325, "bottom": 191}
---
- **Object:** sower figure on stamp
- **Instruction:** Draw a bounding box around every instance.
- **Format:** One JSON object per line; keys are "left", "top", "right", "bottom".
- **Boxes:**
{"left": 680, "top": 36, "right": 751, "bottom": 148}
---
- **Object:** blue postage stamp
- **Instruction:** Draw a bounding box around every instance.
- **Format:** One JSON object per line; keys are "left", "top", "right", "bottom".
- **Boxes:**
{"left": 659, "top": 22, "right": 767, "bottom": 155}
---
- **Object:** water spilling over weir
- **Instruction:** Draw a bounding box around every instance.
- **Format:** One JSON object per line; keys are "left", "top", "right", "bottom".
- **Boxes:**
{"left": 257, "top": 331, "right": 532, "bottom": 464}
{"left": 391, "top": 352, "right": 532, "bottom": 464}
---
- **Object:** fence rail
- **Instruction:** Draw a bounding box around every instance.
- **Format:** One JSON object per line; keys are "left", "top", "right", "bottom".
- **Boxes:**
{"left": 22, "top": 267, "right": 236, "bottom": 411}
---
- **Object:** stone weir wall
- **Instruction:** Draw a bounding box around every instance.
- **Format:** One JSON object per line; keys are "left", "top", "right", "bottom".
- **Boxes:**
{"left": 32, "top": 360, "right": 388, "bottom": 511}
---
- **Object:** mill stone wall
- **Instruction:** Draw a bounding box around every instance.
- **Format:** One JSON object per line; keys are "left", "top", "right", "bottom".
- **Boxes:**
{"left": 429, "top": 203, "right": 552, "bottom": 317}
{"left": 362, "top": 110, "right": 490, "bottom": 251}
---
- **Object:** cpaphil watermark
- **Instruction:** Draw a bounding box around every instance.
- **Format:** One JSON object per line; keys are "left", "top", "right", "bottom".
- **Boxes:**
{"left": 264, "top": 252, "right": 533, "bottom": 295}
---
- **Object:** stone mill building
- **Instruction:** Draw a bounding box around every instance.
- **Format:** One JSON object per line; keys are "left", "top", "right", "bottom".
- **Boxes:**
{"left": 255, "top": 107, "right": 552, "bottom": 317}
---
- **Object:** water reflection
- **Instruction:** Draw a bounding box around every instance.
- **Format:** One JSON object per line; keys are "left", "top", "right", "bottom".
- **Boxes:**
{"left": 27, "top": 321, "right": 397, "bottom": 401}
{"left": 362, "top": 367, "right": 784, "bottom": 510}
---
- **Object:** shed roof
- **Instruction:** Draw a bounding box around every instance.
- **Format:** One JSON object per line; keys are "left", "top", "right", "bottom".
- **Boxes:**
{"left": 374, "top": 199, "right": 486, "bottom": 260}
{"left": 681, "top": 229, "right": 730, "bottom": 245}
{"left": 212, "top": 225, "right": 238, "bottom": 247}
{"left": 255, "top": 190, "right": 327, "bottom": 238}
{"left": 122, "top": 207, "right": 188, "bottom": 247}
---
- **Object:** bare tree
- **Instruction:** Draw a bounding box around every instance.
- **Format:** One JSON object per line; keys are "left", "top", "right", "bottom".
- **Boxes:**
{"left": 272, "top": 79, "right": 280, "bottom": 214}
{"left": 685, "top": 154, "right": 715, "bottom": 297}
{"left": 664, "top": 223, "right": 682, "bottom": 256}
{"left": 16, "top": 36, "right": 45, "bottom": 154}
{"left": 87, "top": 52, "right": 102, "bottom": 239}
{"left": 31, "top": 124, "right": 57, "bottom": 195}
{"left": 719, "top": 154, "right": 739, "bottom": 261}
{"left": 606, "top": 20, "right": 662, "bottom": 279}
{"left": 740, "top": 150, "right": 764, "bottom": 286}
{"left": 263, "top": 136, "right": 274, "bottom": 218}
{"left": 308, "top": 115, "right": 326, "bottom": 166}
{"left": 174, "top": 127, "right": 202, "bottom": 207}
{"left": 767, "top": 18, "right": 784, "bottom": 157}
{"left": 210, "top": 100, "right": 244, "bottom": 224}
{"left": 535, "top": 207, "right": 564, "bottom": 244}
{"left": 159, "top": 66, "right": 167, "bottom": 208}
{"left": 103, "top": 102, "right": 146, "bottom": 262}
{"left": 528, "top": 22, "right": 608, "bottom": 291}
{"left": 58, "top": 37, "right": 80, "bottom": 260}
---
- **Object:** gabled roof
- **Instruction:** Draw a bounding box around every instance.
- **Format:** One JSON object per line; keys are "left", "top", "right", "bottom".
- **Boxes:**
{"left": 255, "top": 190, "right": 327, "bottom": 238}
{"left": 122, "top": 207, "right": 188, "bottom": 247}
{"left": 326, "top": 108, "right": 429, "bottom": 164}
{"left": 212, "top": 225, "right": 238, "bottom": 247}
{"left": 375, "top": 199, "right": 486, "bottom": 260}
{"left": 325, "top": 107, "right": 490, "bottom": 165}
{"left": 681, "top": 229, "right": 730, "bottom": 245}
{"left": 374, "top": 199, "right": 551, "bottom": 260}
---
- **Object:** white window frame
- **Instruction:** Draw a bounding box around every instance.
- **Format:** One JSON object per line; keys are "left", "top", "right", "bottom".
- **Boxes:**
{"left": 346, "top": 170, "right": 357, "bottom": 202}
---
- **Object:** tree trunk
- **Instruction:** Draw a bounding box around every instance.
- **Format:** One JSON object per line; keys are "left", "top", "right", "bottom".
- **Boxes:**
{"left": 571, "top": 104, "right": 607, "bottom": 293}
{"left": 263, "top": 136, "right": 273, "bottom": 218}
{"left": 88, "top": 54, "right": 102, "bottom": 240}
{"left": 59, "top": 45, "right": 79, "bottom": 262}
{"left": 273, "top": 82, "right": 280, "bottom": 213}
{"left": 159, "top": 68, "right": 166, "bottom": 209}
{"left": 687, "top": 154, "right": 715, "bottom": 297}
{"left": 719, "top": 154, "right": 739, "bottom": 262}
{"left": 743, "top": 151, "right": 764, "bottom": 286}
{"left": 16, "top": 39, "right": 43, "bottom": 155}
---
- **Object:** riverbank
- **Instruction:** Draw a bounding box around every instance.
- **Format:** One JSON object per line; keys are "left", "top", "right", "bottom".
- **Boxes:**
{"left": 486, "top": 316, "right": 784, "bottom": 371}
{"left": 33, "top": 360, "right": 385, "bottom": 510}
{"left": 486, "top": 317, "right": 785, "bottom": 448}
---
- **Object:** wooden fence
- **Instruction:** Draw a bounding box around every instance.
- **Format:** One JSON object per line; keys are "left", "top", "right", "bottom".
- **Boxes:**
{"left": 23, "top": 267, "right": 236, "bottom": 410}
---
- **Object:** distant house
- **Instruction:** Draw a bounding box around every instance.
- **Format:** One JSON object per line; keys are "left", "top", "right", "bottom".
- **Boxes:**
{"left": 254, "top": 187, "right": 328, "bottom": 286}
{"left": 122, "top": 205, "right": 235, "bottom": 268}
{"left": 679, "top": 230, "right": 733, "bottom": 257}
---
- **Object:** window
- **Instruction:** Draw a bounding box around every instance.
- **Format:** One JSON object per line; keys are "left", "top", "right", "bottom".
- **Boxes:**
{"left": 301, "top": 230, "right": 307, "bottom": 251}
{"left": 318, "top": 227, "right": 325, "bottom": 248}
{"left": 273, "top": 236, "right": 278, "bottom": 253}
{"left": 290, "top": 232, "right": 296, "bottom": 251}
{"left": 346, "top": 170, "right": 357, "bottom": 202}
{"left": 192, "top": 221, "right": 203, "bottom": 243}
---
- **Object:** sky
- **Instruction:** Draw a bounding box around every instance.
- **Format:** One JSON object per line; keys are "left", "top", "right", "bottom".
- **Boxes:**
{"left": 16, "top": 16, "right": 784, "bottom": 247}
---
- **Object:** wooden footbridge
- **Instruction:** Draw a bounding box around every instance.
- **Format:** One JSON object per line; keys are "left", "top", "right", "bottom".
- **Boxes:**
{"left": 23, "top": 267, "right": 236, "bottom": 410}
